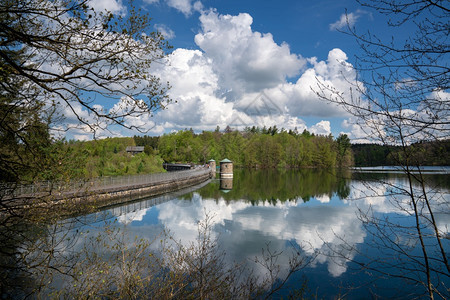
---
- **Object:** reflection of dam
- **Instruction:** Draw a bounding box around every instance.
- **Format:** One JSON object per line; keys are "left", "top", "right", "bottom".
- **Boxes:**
{"left": 106, "top": 179, "right": 211, "bottom": 219}
{"left": 108, "top": 194, "right": 173, "bottom": 218}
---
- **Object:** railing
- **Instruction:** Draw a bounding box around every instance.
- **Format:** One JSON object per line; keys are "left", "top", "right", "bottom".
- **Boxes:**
{"left": 4, "top": 167, "right": 211, "bottom": 198}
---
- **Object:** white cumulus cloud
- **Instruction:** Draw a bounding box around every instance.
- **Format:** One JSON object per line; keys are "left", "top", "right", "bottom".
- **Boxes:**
{"left": 195, "top": 10, "right": 306, "bottom": 100}
{"left": 56, "top": 7, "right": 367, "bottom": 138}
{"left": 145, "top": 11, "right": 361, "bottom": 133}
{"left": 152, "top": 48, "right": 235, "bottom": 130}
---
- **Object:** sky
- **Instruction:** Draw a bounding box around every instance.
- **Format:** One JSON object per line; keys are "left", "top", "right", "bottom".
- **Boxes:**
{"left": 72, "top": 0, "right": 408, "bottom": 141}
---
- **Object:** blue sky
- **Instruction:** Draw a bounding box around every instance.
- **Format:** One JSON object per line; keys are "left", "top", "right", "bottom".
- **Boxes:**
{"left": 152, "top": 0, "right": 368, "bottom": 58}
{"left": 73, "top": 0, "right": 412, "bottom": 141}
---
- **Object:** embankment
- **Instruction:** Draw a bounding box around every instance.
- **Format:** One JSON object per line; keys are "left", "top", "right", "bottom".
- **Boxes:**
{"left": 2, "top": 168, "right": 213, "bottom": 217}
{"left": 70, "top": 168, "right": 213, "bottom": 210}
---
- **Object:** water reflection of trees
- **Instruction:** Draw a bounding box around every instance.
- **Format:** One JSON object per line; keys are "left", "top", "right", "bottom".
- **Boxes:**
{"left": 187, "top": 169, "right": 351, "bottom": 204}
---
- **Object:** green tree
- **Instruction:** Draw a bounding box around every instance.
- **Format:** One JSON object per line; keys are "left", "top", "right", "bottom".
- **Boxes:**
{"left": 311, "top": 136, "right": 336, "bottom": 168}
{"left": 336, "top": 134, "right": 352, "bottom": 168}
{"left": 219, "top": 131, "right": 246, "bottom": 164}
{"left": 0, "top": 40, "right": 49, "bottom": 182}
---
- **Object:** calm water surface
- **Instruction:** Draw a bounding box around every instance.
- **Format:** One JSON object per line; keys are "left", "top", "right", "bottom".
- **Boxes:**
{"left": 8, "top": 169, "right": 449, "bottom": 299}
{"left": 92, "top": 169, "right": 449, "bottom": 299}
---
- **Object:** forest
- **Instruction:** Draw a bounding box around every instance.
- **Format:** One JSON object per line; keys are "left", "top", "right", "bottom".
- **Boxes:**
{"left": 33, "top": 127, "right": 447, "bottom": 181}
{"left": 351, "top": 140, "right": 450, "bottom": 167}
{"left": 154, "top": 127, "right": 352, "bottom": 168}
{"left": 49, "top": 127, "right": 352, "bottom": 179}
{"left": 12, "top": 127, "right": 447, "bottom": 182}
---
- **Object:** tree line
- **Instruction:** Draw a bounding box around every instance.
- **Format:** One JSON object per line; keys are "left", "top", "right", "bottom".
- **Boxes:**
{"left": 154, "top": 127, "right": 353, "bottom": 169}
{"left": 139, "top": 128, "right": 449, "bottom": 169}
{"left": 351, "top": 140, "right": 450, "bottom": 167}
{"left": 36, "top": 128, "right": 448, "bottom": 182}
{"left": 30, "top": 128, "right": 352, "bottom": 181}
{"left": 5, "top": 128, "right": 448, "bottom": 183}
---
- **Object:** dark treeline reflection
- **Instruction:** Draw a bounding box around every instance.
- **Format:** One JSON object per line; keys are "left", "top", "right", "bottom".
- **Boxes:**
{"left": 181, "top": 169, "right": 351, "bottom": 205}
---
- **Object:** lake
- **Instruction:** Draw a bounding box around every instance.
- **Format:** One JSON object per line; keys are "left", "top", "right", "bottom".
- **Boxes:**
{"left": 3, "top": 168, "right": 449, "bottom": 299}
